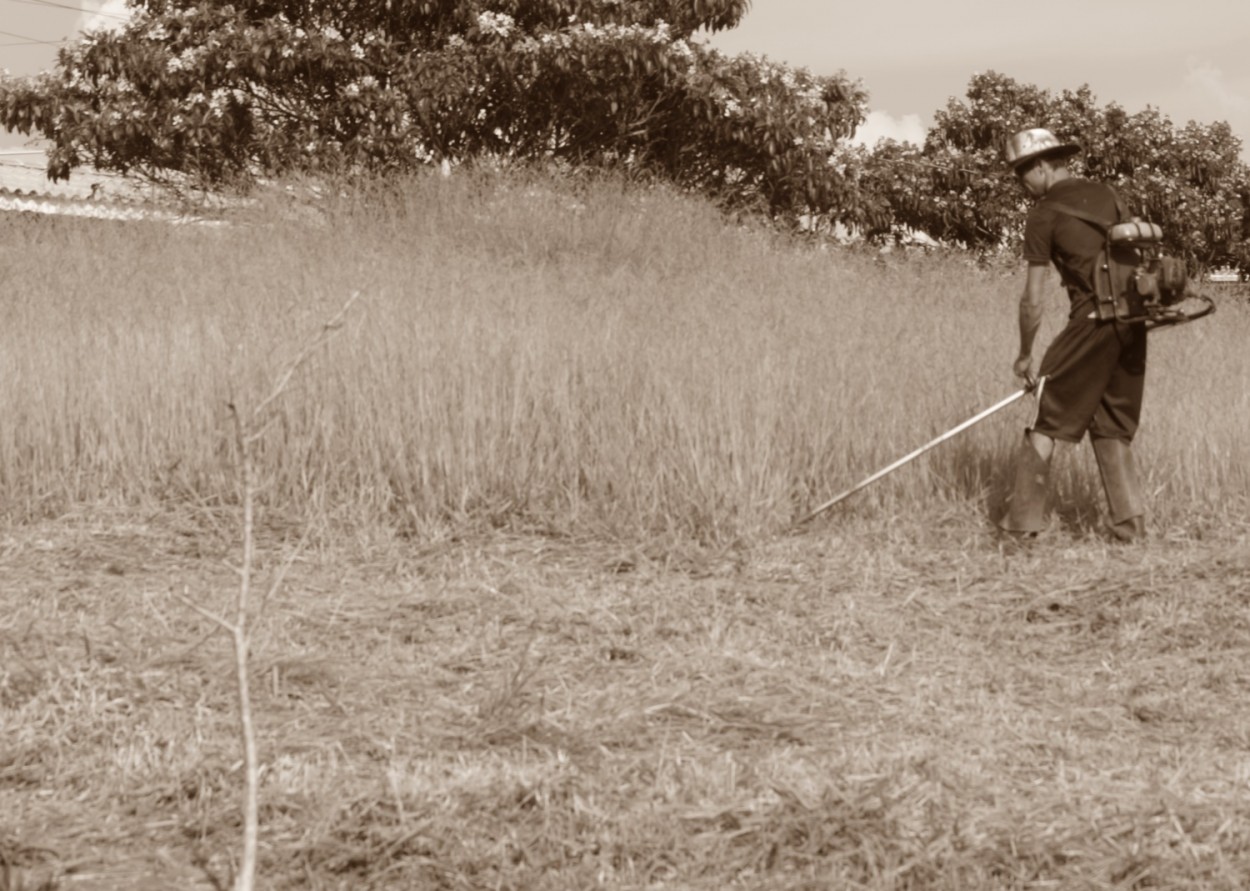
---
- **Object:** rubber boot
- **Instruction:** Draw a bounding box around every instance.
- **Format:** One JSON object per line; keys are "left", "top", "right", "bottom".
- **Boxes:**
{"left": 999, "top": 435, "right": 1050, "bottom": 535}
{"left": 1092, "top": 437, "right": 1146, "bottom": 542}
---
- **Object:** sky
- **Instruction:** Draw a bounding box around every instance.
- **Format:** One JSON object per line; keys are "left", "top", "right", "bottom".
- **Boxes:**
{"left": 2, "top": 0, "right": 1248, "bottom": 155}
{"left": 0, "top": 0, "right": 128, "bottom": 150}
{"left": 709, "top": 0, "right": 1250, "bottom": 154}
{"left": 1, "top": 0, "right": 127, "bottom": 79}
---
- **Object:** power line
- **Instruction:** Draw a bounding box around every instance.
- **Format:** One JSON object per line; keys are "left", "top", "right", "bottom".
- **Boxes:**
{"left": 0, "top": 0, "right": 80, "bottom": 13}
{"left": 0, "top": 0, "right": 127, "bottom": 54}
{"left": 0, "top": 42, "right": 69, "bottom": 49}
{"left": 0, "top": 156, "right": 139, "bottom": 181}
{"left": 0, "top": 27, "right": 72, "bottom": 44}
{"left": 0, "top": 37, "right": 73, "bottom": 47}
{"left": 2, "top": 0, "right": 131, "bottom": 17}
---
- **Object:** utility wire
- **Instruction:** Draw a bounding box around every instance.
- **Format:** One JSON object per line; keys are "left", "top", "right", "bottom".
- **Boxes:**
{"left": 0, "top": 27, "right": 71, "bottom": 44}
{"left": 2, "top": 0, "right": 131, "bottom": 18}
{"left": 0, "top": 37, "right": 72, "bottom": 46}
{"left": 0, "top": 156, "right": 138, "bottom": 181}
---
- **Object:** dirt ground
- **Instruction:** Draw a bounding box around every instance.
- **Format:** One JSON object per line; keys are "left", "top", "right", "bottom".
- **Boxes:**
{"left": 4, "top": 505, "right": 1250, "bottom": 890}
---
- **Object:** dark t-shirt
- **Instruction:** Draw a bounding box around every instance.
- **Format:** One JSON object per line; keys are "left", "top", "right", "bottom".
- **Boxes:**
{"left": 1022, "top": 177, "right": 1122, "bottom": 318}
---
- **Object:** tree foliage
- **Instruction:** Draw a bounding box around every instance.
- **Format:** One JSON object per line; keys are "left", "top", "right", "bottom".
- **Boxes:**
{"left": 848, "top": 72, "right": 1250, "bottom": 270}
{"left": 0, "top": 0, "right": 867, "bottom": 219}
{"left": 7, "top": 18, "right": 1244, "bottom": 270}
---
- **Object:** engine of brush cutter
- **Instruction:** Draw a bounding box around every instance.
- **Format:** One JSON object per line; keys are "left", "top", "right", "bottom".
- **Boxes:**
{"left": 1100, "top": 220, "right": 1194, "bottom": 323}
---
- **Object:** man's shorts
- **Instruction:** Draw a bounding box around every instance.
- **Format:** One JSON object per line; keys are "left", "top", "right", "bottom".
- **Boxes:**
{"left": 1030, "top": 316, "right": 1147, "bottom": 443}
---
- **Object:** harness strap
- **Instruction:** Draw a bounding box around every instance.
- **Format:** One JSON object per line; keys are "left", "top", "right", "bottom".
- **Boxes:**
{"left": 1042, "top": 194, "right": 1129, "bottom": 321}
{"left": 1044, "top": 193, "right": 1128, "bottom": 232}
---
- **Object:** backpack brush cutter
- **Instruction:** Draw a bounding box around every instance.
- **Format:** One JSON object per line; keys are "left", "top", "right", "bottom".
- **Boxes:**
{"left": 1049, "top": 207, "right": 1218, "bottom": 327}
{"left": 795, "top": 279, "right": 1216, "bottom": 527}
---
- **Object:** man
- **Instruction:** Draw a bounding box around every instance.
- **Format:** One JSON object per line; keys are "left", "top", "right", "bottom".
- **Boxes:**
{"left": 999, "top": 127, "right": 1147, "bottom": 542}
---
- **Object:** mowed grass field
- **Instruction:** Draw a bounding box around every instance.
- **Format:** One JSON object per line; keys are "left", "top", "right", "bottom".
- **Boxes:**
{"left": 3, "top": 169, "right": 1250, "bottom": 890}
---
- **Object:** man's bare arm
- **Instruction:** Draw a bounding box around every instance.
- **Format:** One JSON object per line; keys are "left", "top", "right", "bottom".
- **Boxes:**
{"left": 1014, "top": 262, "right": 1050, "bottom": 381}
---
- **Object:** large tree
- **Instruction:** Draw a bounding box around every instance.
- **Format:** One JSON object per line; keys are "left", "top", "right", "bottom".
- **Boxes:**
{"left": 845, "top": 71, "right": 1250, "bottom": 270}
{"left": 0, "top": 0, "right": 867, "bottom": 219}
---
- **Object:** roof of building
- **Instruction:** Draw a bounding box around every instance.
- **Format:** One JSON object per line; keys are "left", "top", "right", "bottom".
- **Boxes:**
{"left": 0, "top": 150, "right": 154, "bottom": 201}
{"left": 0, "top": 149, "right": 235, "bottom": 225}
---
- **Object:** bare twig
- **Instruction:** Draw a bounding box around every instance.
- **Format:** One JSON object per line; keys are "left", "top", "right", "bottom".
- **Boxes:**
{"left": 257, "top": 526, "right": 313, "bottom": 620}
{"left": 174, "top": 586, "right": 232, "bottom": 631}
{"left": 176, "top": 290, "right": 363, "bottom": 891}
{"left": 248, "top": 291, "right": 363, "bottom": 429}
{"left": 227, "top": 402, "right": 260, "bottom": 891}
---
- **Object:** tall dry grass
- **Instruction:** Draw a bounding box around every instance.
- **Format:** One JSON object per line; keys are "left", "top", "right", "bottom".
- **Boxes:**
{"left": 5, "top": 172, "right": 1250, "bottom": 891}
{"left": 0, "top": 168, "right": 1245, "bottom": 541}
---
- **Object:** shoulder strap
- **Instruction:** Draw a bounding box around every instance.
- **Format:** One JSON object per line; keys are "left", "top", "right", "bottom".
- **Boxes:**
{"left": 1045, "top": 191, "right": 1130, "bottom": 233}
{"left": 1045, "top": 200, "right": 1113, "bottom": 232}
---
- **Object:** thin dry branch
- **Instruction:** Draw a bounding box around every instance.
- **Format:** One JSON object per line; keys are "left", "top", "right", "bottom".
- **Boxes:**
{"left": 246, "top": 290, "right": 364, "bottom": 433}
{"left": 179, "top": 290, "right": 365, "bottom": 891}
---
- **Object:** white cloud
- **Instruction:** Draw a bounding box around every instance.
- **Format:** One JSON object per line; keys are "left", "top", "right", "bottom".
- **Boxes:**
{"left": 850, "top": 110, "right": 927, "bottom": 148}
{"left": 82, "top": 0, "right": 132, "bottom": 33}
{"left": 1174, "top": 62, "right": 1250, "bottom": 158}
{"left": 1183, "top": 62, "right": 1250, "bottom": 117}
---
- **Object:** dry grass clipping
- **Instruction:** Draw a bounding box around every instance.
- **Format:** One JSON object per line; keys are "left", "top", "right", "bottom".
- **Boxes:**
{"left": 4, "top": 508, "right": 1250, "bottom": 889}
